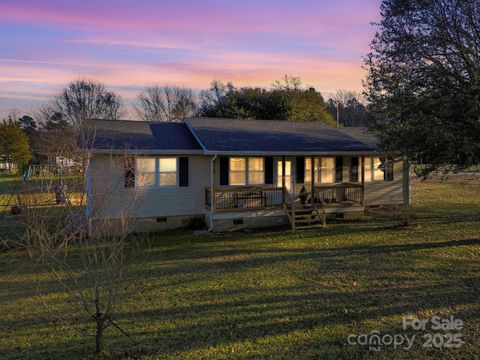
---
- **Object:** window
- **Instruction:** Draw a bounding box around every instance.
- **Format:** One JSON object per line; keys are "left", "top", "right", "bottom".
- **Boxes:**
{"left": 229, "top": 157, "right": 246, "bottom": 185}
{"left": 364, "top": 157, "right": 394, "bottom": 182}
{"left": 159, "top": 158, "right": 177, "bottom": 186}
{"left": 136, "top": 157, "right": 156, "bottom": 187}
{"left": 305, "top": 157, "right": 312, "bottom": 183}
{"left": 136, "top": 157, "right": 178, "bottom": 187}
{"left": 248, "top": 157, "right": 264, "bottom": 185}
{"left": 372, "top": 157, "right": 383, "bottom": 181}
{"left": 228, "top": 157, "right": 265, "bottom": 186}
{"left": 321, "top": 157, "right": 335, "bottom": 183}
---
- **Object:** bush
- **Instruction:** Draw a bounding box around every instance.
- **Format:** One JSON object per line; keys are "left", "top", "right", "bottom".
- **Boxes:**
{"left": 188, "top": 216, "right": 206, "bottom": 230}
{"left": 10, "top": 205, "right": 21, "bottom": 215}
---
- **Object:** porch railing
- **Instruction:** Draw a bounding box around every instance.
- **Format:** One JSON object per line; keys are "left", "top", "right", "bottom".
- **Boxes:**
{"left": 205, "top": 183, "right": 363, "bottom": 212}
{"left": 314, "top": 183, "right": 363, "bottom": 206}
{"left": 205, "top": 187, "right": 284, "bottom": 211}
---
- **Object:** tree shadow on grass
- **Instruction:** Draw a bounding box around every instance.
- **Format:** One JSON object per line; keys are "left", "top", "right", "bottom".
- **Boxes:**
{"left": 115, "top": 276, "right": 480, "bottom": 358}
{"left": 108, "top": 237, "right": 480, "bottom": 358}
{"left": 3, "top": 236, "right": 479, "bottom": 359}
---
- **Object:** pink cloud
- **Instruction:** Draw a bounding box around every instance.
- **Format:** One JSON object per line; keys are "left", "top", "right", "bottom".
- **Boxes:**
{"left": 0, "top": 1, "right": 379, "bottom": 35}
{"left": 0, "top": 0, "right": 380, "bottom": 118}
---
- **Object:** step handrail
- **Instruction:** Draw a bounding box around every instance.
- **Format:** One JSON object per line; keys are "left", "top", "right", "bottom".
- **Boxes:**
{"left": 282, "top": 202, "right": 294, "bottom": 230}
{"left": 313, "top": 196, "right": 327, "bottom": 227}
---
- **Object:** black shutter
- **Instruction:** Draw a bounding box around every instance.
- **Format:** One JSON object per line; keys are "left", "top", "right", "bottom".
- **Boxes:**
{"left": 335, "top": 156, "right": 343, "bottom": 183}
{"left": 350, "top": 157, "right": 359, "bottom": 182}
{"left": 124, "top": 156, "right": 135, "bottom": 188}
{"left": 296, "top": 157, "right": 305, "bottom": 183}
{"left": 220, "top": 157, "right": 229, "bottom": 185}
{"left": 265, "top": 156, "right": 274, "bottom": 184}
{"left": 179, "top": 157, "right": 189, "bottom": 186}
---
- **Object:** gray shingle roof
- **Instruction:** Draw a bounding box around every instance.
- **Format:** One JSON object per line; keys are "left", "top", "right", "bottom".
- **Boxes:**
{"left": 185, "top": 117, "right": 377, "bottom": 154}
{"left": 336, "top": 127, "right": 378, "bottom": 149}
{"left": 80, "top": 118, "right": 378, "bottom": 155}
{"left": 80, "top": 119, "right": 202, "bottom": 152}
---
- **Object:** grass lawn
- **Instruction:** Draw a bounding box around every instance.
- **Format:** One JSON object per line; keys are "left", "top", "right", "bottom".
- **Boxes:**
{"left": 0, "top": 176, "right": 479, "bottom": 359}
{"left": 0, "top": 173, "right": 84, "bottom": 208}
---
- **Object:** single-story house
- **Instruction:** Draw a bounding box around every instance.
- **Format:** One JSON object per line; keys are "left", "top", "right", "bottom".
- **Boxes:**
{"left": 80, "top": 117, "right": 410, "bottom": 233}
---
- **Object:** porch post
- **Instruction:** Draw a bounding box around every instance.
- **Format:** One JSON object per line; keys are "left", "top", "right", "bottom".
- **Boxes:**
{"left": 282, "top": 156, "right": 286, "bottom": 204}
{"left": 361, "top": 155, "right": 365, "bottom": 206}
{"left": 310, "top": 156, "right": 315, "bottom": 206}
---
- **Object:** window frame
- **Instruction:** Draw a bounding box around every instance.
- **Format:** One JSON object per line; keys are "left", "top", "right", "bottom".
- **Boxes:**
{"left": 227, "top": 157, "right": 266, "bottom": 186}
{"left": 135, "top": 156, "right": 179, "bottom": 188}
{"left": 320, "top": 157, "right": 336, "bottom": 184}
{"left": 248, "top": 157, "right": 265, "bottom": 185}
{"left": 158, "top": 157, "right": 178, "bottom": 187}
{"left": 229, "top": 157, "right": 247, "bottom": 186}
{"left": 135, "top": 156, "right": 156, "bottom": 187}
{"left": 364, "top": 156, "right": 394, "bottom": 182}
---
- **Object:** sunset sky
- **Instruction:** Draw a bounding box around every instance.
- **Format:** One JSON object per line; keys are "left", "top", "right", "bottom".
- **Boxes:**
{"left": 0, "top": 0, "right": 381, "bottom": 119}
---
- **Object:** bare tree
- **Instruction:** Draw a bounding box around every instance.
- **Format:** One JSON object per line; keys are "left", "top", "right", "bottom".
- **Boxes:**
{"left": 325, "top": 90, "right": 373, "bottom": 127}
{"left": 40, "top": 79, "right": 124, "bottom": 130}
{"left": 272, "top": 74, "right": 303, "bottom": 91}
{"left": 7, "top": 137, "right": 146, "bottom": 354}
{"left": 332, "top": 89, "right": 364, "bottom": 107}
{"left": 135, "top": 85, "right": 197, "bottom": 122}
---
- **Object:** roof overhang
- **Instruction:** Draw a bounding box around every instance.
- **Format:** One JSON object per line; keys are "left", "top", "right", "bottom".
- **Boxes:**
{"left": 78, "top": 149, "right": 204, "bottom": 155}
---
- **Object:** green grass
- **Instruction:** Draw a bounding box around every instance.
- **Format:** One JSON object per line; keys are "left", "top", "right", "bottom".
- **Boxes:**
{"left": 1, "top": 177, "right": 479, "bottom": 359}
{"left": 0, "top": 174, "right": 84, "bottom": 208}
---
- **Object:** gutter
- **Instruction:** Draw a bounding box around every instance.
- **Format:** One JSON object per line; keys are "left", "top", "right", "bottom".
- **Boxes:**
{"left": 208, "top": 154, "right": 218, "bottom": 232}
{"left": 201, "top": 150, "right": 379, "bottom": 156}
{"left": 76, "top": 149, "right": 204, "bottom": 155}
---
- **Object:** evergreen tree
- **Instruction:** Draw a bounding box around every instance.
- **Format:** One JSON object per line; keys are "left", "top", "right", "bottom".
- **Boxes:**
{"left": 0, "top": 121, "right": 32, "bottom": 172}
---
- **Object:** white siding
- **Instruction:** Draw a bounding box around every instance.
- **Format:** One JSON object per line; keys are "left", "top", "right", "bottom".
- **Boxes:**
{"left": 89, "top": 154, "right": 210, "bottom": 220}
{"left": 88, "top": 154, "right": 408, "bottom": 222}
{"left": 364, "top": 160, "right": 405, "bottom": 205}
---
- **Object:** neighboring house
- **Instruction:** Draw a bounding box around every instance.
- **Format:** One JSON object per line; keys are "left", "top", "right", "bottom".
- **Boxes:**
{"left": 80, "top": 118, "right": 410, "bottom": 233}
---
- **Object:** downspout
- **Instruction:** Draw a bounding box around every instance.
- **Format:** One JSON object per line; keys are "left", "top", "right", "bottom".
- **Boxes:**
{"left": 85, "top": 156, "right": 92, "bottom": 235}
{"left": 208, "top": 154, "right": 218, "bottom": 232}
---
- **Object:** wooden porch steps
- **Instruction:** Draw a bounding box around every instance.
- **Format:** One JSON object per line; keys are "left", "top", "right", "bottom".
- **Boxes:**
{"left": 295, "top": 224, "right": 325, "bottom": 230}
{"left": 284, "top": 205, "right": 326, "bottom": 230}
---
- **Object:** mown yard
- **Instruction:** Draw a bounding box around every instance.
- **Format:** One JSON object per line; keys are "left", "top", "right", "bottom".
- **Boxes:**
{"left": 0, "top": 175, "right": 479, "bottom": 359}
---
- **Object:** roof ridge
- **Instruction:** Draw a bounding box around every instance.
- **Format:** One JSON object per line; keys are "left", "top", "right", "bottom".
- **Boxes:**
{"left": 191, "top": 117, "right": 334, "bottom": 126}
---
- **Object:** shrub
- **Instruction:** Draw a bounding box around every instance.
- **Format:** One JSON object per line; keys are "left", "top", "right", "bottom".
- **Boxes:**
{"left": 188, "top": 216, "right": 206, "bottom": 230}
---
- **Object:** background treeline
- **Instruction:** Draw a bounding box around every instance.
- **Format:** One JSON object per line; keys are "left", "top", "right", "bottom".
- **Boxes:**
{"left": 0, "top": 76, "right": 371, "bottom": 172}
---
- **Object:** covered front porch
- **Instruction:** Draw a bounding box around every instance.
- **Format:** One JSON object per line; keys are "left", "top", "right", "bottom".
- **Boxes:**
{"left": 205, "top": 155, "right": 368, "bottom": 230}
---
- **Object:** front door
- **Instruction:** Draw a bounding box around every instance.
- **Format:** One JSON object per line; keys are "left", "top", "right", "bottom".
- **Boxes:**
{"left": 277, "top": 160, "right": 292, "bottom": 200}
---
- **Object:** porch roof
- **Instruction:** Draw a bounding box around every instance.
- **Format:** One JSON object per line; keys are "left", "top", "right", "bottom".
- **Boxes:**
{"left": 185, "top": 117, "right": 377, "bottom": 155}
